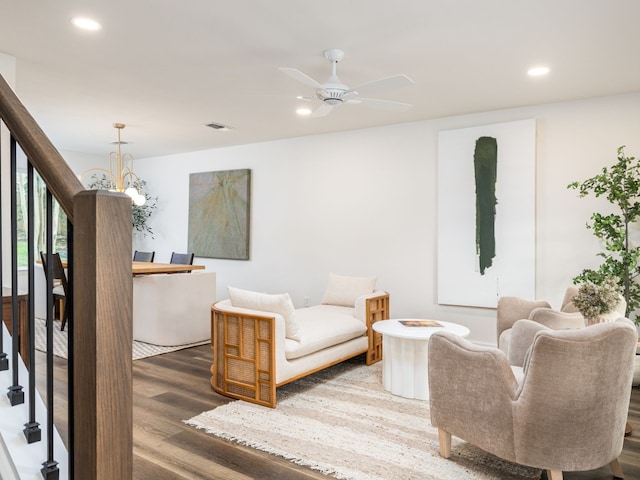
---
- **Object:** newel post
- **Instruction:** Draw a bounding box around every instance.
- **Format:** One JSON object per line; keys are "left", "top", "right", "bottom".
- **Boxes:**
{"left": 73, "top": 190, "right": 133, "bottom": 479}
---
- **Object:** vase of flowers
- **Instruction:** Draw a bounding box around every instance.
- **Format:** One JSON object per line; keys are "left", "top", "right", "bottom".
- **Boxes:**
{"left": 572, "top": 276, "right": 624, "bottom": 326}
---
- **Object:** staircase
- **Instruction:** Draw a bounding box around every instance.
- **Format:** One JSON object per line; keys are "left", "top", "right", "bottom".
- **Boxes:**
{"left": 0, "top": 73, "right": 134, "bottom": 479}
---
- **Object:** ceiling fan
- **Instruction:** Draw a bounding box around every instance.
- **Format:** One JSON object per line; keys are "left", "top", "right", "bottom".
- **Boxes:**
{"left": 279, "top": 49, "right": 414, "bottom": 117}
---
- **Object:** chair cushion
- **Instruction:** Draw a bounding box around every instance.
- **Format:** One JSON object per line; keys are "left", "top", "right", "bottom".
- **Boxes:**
{"left": 510, "top": 365, "right": 525, "bottom": 385}
{"left": 522, "top": 345, "right": 533, "bottom": 374}
{"left": 561, "top": 301, "right": 580, "bottom": 313}
{"left": 285, "top": 305, "right": 366, "bottom": 359}
{"left": 228, "top": 286, "right": 300, "bottom": 341}
{"left": 321, "top": 273, "right": 377, "bottom": 307}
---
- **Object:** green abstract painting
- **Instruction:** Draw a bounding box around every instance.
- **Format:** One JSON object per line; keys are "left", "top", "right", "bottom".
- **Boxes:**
{"left": 188, "top": 169, "right": 251, "bottom": 260}
{"left": 474, "top": 136, "right": 498, "bottom": 275}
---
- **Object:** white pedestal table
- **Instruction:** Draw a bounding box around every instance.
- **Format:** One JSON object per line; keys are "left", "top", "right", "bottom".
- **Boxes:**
{"left": 372, "top": 319, "right": 470, "bottom": 400}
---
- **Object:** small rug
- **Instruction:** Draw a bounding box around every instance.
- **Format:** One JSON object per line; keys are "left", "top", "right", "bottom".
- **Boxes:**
{"left": 33, "top": 317, "right": 208, "bottom": 360}
{"left": 185, "top": 360, "right": 541, "bottom": 480}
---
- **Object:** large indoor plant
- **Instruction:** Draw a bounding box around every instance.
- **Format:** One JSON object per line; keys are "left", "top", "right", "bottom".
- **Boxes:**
{"left": 568, "top": 146, "right": 640, "bottom": 324}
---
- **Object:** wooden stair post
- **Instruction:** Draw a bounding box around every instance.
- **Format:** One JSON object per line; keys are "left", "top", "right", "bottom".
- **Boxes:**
{"left": 73, "top": 190, "right": 133, "bottom": 480}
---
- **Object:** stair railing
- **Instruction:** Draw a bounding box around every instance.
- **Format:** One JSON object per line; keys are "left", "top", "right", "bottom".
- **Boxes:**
{"left": 0, "top": 73, "right": 133, "bottom": 479}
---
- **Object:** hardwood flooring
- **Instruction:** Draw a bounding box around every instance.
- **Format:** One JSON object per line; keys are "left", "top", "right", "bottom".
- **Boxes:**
{"left": 39, "top": 345, "right": 640, "bottom": 479}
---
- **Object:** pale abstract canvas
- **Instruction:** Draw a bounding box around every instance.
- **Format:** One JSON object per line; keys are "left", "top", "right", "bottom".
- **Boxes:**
{"left": 188, "top": 169, "right": 251, "bottom": 260}
{"left": 437, "top": 120, "right": 536, "bottom": 308}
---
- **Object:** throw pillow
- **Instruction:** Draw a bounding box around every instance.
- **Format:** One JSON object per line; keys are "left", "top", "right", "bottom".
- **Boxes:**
{"left": 321, "top": 273, "right": 377, "bottom": 307}
{"left": 228, "top": 286, "right": 300, "bottom": 341}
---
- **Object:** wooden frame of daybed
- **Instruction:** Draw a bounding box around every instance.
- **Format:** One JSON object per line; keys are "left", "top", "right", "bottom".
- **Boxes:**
{"left": 210, "top": 293, "right": 389, "bottom": 408}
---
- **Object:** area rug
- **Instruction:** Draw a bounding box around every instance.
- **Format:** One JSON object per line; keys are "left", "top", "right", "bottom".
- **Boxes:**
{"left": 185, "top": 360, "right": 541, "bottom": 480}
{"left": 33, "top": 317, "right": 208, "bottom": 360}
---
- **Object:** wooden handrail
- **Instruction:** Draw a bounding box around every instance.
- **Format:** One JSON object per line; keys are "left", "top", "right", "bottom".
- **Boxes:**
{"left": 0, "top": 74, "right": 82, "bottom": 220}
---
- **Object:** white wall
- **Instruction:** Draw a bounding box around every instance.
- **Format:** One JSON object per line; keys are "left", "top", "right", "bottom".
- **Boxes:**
{"left": 132, "top": 92, "right": 640, "bottom": 345}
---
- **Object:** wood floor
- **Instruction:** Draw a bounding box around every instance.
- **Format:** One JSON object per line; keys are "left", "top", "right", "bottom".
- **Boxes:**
{"left": 40, "top": 345, "right": 640, "bottom": 480}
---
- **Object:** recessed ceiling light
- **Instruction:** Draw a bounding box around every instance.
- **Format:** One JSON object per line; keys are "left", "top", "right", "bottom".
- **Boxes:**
{"left": 71, "top": 17, "right": 102, "bottom": 31}
{"left": 527, "top": 66, "right": 550, "bottom": 77}
{"left": 296, "top": 107, "right": 312, "bottom": 116}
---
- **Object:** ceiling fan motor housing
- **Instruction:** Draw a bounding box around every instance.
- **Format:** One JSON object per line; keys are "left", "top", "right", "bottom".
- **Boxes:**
{"left": 320, "top": 73, "right": 349, "bottom": 105}
{"left": 323, "top": 89, "right": 344, "bottom": 105}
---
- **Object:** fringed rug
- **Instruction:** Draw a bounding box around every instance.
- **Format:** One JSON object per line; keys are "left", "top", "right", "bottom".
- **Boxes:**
{"left": 34, "top": 317, "right": 208, "bottom": 360}
{"left": 185, "top": 359, "right": 541, "bottom": 480}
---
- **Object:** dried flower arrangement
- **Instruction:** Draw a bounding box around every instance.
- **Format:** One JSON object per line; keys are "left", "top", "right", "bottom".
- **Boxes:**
{"left": 572, "top": 276, "right": 621, "bottom": 319}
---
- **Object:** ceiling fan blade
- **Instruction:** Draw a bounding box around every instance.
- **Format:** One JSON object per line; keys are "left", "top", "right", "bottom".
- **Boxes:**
{"left": 345, "top": 97, "right": 413, "bottom": 112}
{"left": 297, "top": 95, "right": 320, "bottom": 102}
{"left": 279, "top": 67, "right": 324, "bottom": 90}
{"left": 311, "top": 103, "right": 334, "bottom": 117}
{"left": 346, "top": 74, "right": 414, "bottom": 95}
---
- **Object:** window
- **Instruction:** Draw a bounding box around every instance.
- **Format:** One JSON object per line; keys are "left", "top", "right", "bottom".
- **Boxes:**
{"left": 15, "top": 170, "right": 67, "bottom": 267}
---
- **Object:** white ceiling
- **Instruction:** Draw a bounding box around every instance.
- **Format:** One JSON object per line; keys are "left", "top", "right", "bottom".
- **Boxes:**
{"left": 1, "top": 0, "right": 639, "bottom": 159}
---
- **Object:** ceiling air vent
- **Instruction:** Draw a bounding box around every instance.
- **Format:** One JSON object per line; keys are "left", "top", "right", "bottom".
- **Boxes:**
{"left": 205, "top": 122, "right": 232, "bottom": 132}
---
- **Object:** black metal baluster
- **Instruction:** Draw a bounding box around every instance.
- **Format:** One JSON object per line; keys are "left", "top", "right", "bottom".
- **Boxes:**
{"left": 41, "top": 187, "right": 59, "bottom": 478}
{"left": 24, "top": 160, "right": 41, "bottom": 443}
{"left": 0, "top": 121, "right": 6, "bottom": 372}
{"left": 7, "top": 135, "right": 23, "bottom": 406}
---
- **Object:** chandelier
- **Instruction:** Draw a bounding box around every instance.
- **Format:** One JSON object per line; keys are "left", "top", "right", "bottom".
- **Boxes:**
{"left": 82, "top": 123, "right": 146, "bottom": 206}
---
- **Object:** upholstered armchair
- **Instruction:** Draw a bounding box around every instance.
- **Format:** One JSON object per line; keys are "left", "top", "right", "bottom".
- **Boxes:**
{"left": 497, "top": 287, "right": 584, "bottom": 353}
{"left": 497, "top": 287, "right": 629, "bottom": 355}
{"left": 428, "top": 319, "right": 638, "bottom": 480}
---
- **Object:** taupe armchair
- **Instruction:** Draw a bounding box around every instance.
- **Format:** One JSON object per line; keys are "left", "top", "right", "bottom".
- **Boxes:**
{"left": 428, "top": 319, "right": 638, "bottom": 480}
{"left": 497, "top": 287, "right": 585, "bottom": 353}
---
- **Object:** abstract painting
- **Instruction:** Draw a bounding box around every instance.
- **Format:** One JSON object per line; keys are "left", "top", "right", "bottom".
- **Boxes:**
{"left": 188, "top": 169, "right": 251, "bottom": 260}
{"left": 437, "top": 119, "right": 536, "bottom": 308}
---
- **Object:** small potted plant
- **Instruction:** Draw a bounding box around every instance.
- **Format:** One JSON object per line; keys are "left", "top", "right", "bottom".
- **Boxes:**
{"left": 572, "top": 276, "right": 624, "bottom": 325}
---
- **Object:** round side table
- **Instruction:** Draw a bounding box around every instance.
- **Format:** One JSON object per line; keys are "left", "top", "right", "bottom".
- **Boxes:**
{"left": 372, "top": 319, "right": 470, "bottom": 400}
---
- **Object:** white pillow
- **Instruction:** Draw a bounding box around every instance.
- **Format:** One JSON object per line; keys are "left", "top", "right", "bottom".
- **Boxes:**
{"left": 321, "top": 273, "right": 377, "bottom": 307}
{"left": 228, "top": 286, "right": 300, "bottom": 341}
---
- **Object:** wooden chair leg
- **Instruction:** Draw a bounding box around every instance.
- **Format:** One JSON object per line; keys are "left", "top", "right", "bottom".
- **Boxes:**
{"left": 438, "top": 428, "right": 451, "bottom": 458}
{"left": 609, "top": 458, "right": 624, "bottom": 478}
{"left": 546, "top": 469, "right": 563, "bottom": 480}
{"left": 59, "top": 298, "right": 68, "bottom": 331}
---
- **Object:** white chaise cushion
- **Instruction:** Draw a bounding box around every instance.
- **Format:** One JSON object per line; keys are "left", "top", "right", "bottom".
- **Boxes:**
{"left": 321, "top": 273, "right": 377, "bottom": 307}
{"left": 228, "top": 286, "right": 300, "bottom": 341}
{"left": 285, "top": 305, "right": 367, "bottom": 360}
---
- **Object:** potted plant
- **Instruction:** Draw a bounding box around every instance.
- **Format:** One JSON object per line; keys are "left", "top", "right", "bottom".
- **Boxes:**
{"left": 568, "top": 146, "right": 640, "bottom": 324}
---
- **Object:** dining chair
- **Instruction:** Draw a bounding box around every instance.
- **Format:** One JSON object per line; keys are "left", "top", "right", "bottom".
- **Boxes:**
{"left": 170, "top": 252, "right": 195, "bottom": 265}
{"left": 133, "top": 250, "right": 155, "bottom": 262}
{"left": 40, "top": 251, "right": 69, "bottom": 331}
